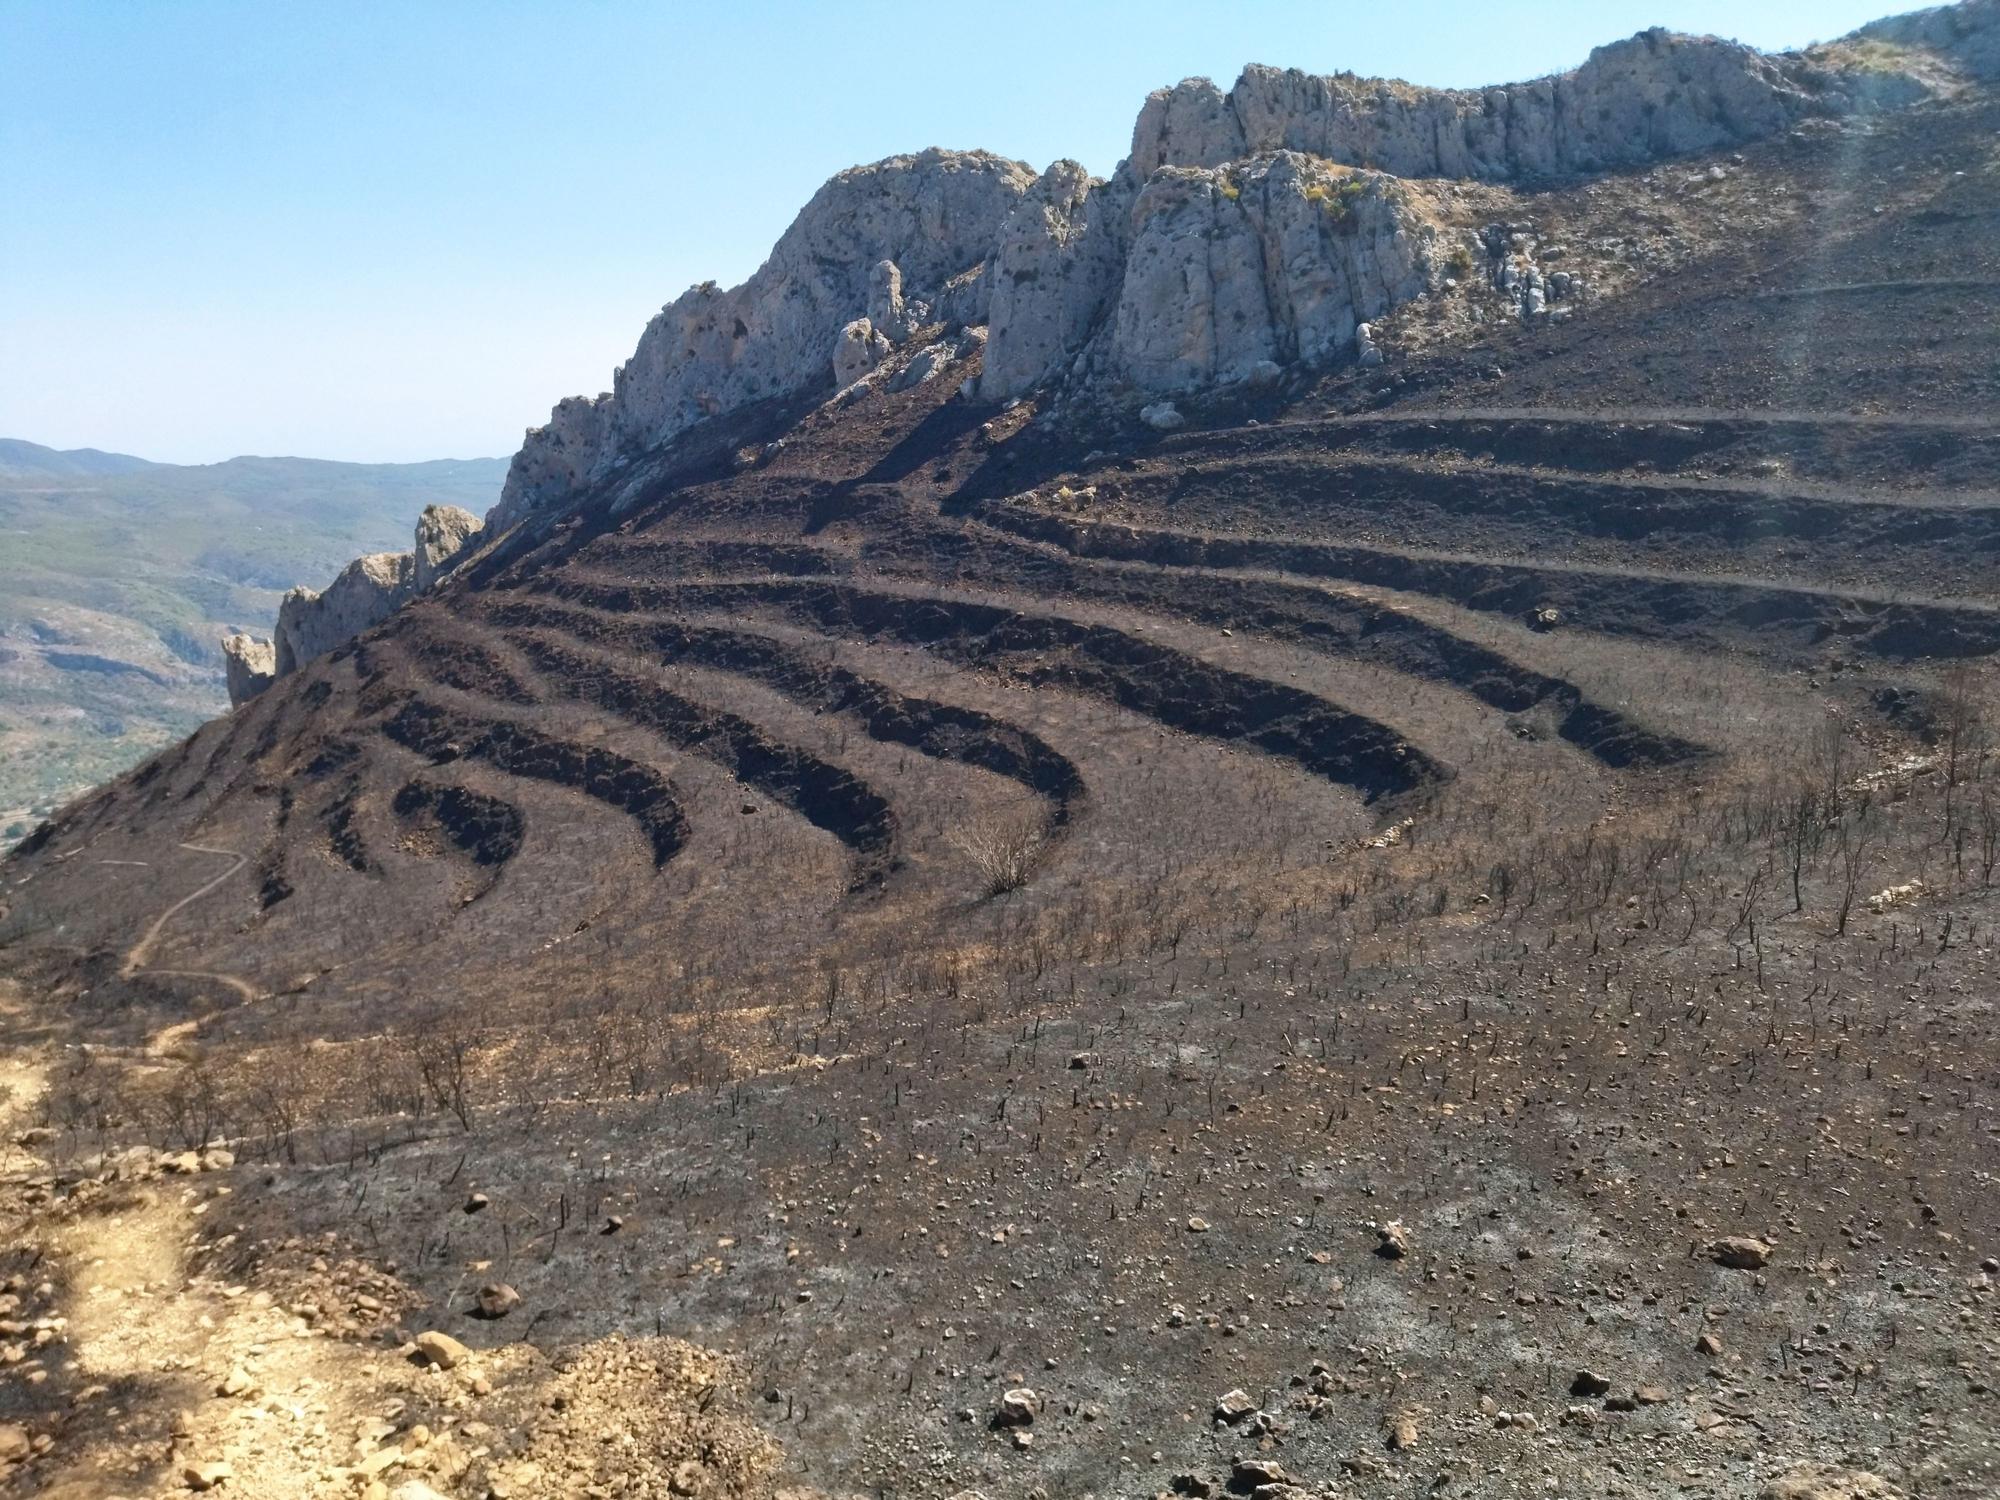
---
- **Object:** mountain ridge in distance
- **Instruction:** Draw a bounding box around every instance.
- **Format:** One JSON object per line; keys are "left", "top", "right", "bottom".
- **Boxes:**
{"left": 0, "top": 442, "right": 505, "bottom": 844}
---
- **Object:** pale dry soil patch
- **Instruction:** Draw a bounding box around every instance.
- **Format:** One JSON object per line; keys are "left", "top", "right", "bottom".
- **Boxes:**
{"left": 0, "top": 978, "right": 825, "bottom": 1500}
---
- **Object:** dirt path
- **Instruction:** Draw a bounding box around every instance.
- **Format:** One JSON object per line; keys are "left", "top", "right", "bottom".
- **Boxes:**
{"left": 0, "top": 986, "right": 797, "bottom": 1499}
{"left": 117, "top": 843, "right": 262, "bottom": 1016}
{"left": 0, "top": 979, "right": 425, "bottom": 1496}
{"left": 0, "top": 1028, "right": 406, "bottom": 1496}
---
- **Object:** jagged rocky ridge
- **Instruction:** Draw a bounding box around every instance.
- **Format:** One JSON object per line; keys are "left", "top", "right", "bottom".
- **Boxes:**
{"left": 227, "top": 2, "right": 1997, "bottom": 696}
{"left": 492, "top": 4, "right": 1994, "bottom": 525}
{"left": 221, "top": 502, "right": 483, "bottom": 706}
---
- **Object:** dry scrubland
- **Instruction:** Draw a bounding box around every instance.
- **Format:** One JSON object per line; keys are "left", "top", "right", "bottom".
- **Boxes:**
{"left": 0, "top": 55, "right": 1998, "bottom": 1500}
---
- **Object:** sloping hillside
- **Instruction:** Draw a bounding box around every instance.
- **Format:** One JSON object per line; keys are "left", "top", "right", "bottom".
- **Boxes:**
{"left": 0, "top": 9, "right": 1996, "bottom": 1500}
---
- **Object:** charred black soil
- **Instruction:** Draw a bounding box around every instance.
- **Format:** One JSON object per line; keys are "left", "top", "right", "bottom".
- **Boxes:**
{"left": 2, "top": 72, "right": 1999, "bottom": 1500}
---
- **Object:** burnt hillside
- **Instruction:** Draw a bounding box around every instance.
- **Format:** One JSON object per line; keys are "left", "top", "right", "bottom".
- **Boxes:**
{"left": 0, "top": 47, "right": 1996, "bottom": 1500}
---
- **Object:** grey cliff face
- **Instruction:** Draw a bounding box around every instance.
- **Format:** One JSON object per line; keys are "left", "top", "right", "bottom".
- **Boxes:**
{"left": 1127, "top": 31, "right": 1804, "bottom": 185}
{"left": 1113, "top": 156, "right": 1433, "bottom": 391}
{"left": 489, "top": 148, "right": 1037, "bottom": 531}
{"left": 979, "top": 161, "right": 1129, "bottom": 401}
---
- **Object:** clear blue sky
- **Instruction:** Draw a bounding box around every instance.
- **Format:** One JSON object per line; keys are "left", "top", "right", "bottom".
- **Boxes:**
{"left": 1, "top": 0, "right": 1901, "bottom": 465}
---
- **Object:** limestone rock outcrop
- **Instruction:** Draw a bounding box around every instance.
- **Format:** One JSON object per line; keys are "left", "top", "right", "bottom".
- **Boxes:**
{"left": 1130, "top": 28, "right": 1901, "bottom": 184}
{"left": 273, "top": 550, "right": 413, "bottom": 678}
{"left": 488, "top": 5, "right": 1985, "bottom": 523}
{"left": 413, "top": 503, "right": 486, "bottom": 593}
{"left": 234, "top": 502, "right": 486, "bottom": 702}
{"left": 833, "top": 318, "right": 892, "bottom": 387}
{"left": 1114, "top": 156, "right": 1434, "bottom": 390}
{"left": 490, "top": 149, "right": 1037, "bottom": 531}
{"left": 868, "top": 259, "right": 910, "bottom": 341}
{"left": 1856, "top": 0, "right": 2000, "bottom": 80}
{"left": 491, "top": 393, "right": 614, "bottom": 530}
{"left": 890, "top": 327, "right": 983, "bottom": 392}
{"left": 980, "top": 161, "right": 1129, "bottom": 400}
{"left": 984, "top": 154, "right": 1436, "bottom": 398}
{"left": 220, "top": 633, "right": 275, "bottom": 707}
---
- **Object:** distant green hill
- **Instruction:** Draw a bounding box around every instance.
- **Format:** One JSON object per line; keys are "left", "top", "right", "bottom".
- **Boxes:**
{"left": 0, "top": 442, "right": 507, "bottom": 845}
{"left": 0, "top": 439, "right": 161, "bottom": 479}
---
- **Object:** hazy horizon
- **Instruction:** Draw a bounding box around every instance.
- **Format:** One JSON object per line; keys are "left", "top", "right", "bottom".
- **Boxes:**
{"left": 0, "top": 435, "right": 508, "bottom": 468}
{"left": 3, "top": 0, "right": 1903, "bottom": 465}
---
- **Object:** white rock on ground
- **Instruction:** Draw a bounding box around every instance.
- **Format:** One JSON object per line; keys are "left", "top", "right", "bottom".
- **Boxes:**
{"left": 833, "top": 317, "right": 893, "bottom": 387}
{"left": 413, "top": 1329, "right": 470, "bottom": 1369}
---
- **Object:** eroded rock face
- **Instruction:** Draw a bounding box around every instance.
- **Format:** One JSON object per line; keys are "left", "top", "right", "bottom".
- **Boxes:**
{"left": 491, "top": 149, "right": 1036, "bottom": 532}
{"left": 220, "top": 634, "right": 275, "bottom": 707}
{"left": 412, "top": 503, "right": 484, "bottom": 593}
{"left": 250, "top": 503, "right": 486, "bottom": 690}
{"left": 492, "top": 394, "right": 613, "bottom": 528}
{"left": 1115, "top": 155, "right": 1434, "bottom": 390}
{"left": 274, "top": 551, "right": 413, "bottom": 677}
{"left": 980, "top": 161, "right": 1129, "bottom": 400}
{"left": 1134, "top": 29, "right": 1892, "bottom": 184}
{"left": 868, "top": 259, "right": 909, "bottom": 341}
{"left": 983, "top": 154, "right": 1434, "bottom": 399}
{"left": 1856, "top": 0, "right": 2000, "bottom": 80}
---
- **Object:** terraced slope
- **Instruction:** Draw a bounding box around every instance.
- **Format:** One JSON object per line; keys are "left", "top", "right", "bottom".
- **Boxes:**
{"left": 0, "top": 82, "right": 1992, "bottom": 1061}
{"left": 0, "top": 55, "right": 1997, "bottom": 1500}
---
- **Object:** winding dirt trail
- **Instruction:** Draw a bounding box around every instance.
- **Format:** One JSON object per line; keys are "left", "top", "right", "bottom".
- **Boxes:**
{"left": 116, "top": 844, "right": 262, "bottom": 1057}
{"left": 120, "top": 843, "right": 246, "bottom": 978}
{"left": 0, "top": 979, "right": 419, "bottom": 1499}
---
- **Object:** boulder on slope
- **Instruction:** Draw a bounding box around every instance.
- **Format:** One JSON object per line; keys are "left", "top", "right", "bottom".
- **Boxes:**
{"left": 220, "top": 633, "right": 276, "bottom": 707}
{"left": 412, "top": 503, "right": 485, "bottom": 592}
{"left": 833, "top": 318, "right": 892, "bottom": 387}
